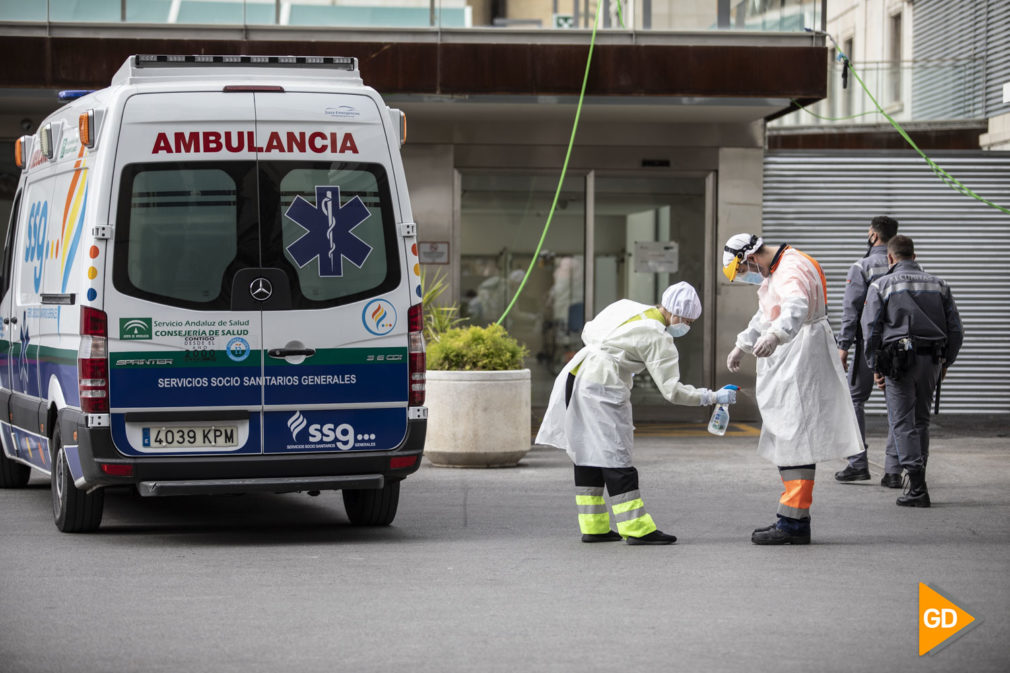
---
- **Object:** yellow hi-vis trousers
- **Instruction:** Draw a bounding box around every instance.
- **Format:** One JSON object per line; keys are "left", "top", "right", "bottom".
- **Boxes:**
{"left": 574, "top": 465, "right": 657, "bottom": 537}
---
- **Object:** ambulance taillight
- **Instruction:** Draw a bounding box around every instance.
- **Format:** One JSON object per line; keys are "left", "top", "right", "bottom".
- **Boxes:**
{"left": 222, "top": 85, "right": 285, "bottom": 92}
{"left": 78, "top": 307, "right": 109, "bottom": 414}
{"left": 79, "top": 110, "right": 95, "bottom": 148}
{"left": 408, "top": 303, "right": 425, "bottom": 406}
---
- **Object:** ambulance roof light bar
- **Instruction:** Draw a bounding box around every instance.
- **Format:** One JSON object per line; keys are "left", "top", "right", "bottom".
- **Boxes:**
{"left": 134, "top": 54, "right": 357, "bottom": 71}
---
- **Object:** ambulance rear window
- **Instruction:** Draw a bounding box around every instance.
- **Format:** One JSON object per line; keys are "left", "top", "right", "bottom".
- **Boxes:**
{"left": 112, "top": 161, "right": 398, "bottom": 311}
{"left": 271, "top": 163, "right": 393, "bottom": 303}
{"left": 117, "top": 165, "right": 242, "bottom": 306}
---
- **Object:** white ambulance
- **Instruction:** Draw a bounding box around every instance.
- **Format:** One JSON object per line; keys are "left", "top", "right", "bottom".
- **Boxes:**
{"left": 0, "top": 54, "right": 427, "bottom": 532}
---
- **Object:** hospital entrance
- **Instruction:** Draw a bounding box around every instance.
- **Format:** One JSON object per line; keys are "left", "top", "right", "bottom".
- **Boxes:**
{"left": 459, "top": 171, "right": 710, "bottom": 423}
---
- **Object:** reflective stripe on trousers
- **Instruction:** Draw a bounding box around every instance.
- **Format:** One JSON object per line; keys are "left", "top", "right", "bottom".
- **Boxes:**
{"left": 575, "top": 486, "right": 610, "bottom": 535}
{"left": 610, "top": 489, "right": 657, "bottom": 538}
{"left": 572, "top": 464, "right": 657, "bottom": 537}
{"left": 777, "top": 465, "right": 815, "bottom": 520}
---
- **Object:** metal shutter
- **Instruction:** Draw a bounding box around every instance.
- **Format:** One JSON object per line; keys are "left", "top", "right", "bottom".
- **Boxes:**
{"left": 912, "top": 0, "right": 1010, "bottom": 120}
{"left": 763, "top": 150, "right": 1010, "bottom": 414}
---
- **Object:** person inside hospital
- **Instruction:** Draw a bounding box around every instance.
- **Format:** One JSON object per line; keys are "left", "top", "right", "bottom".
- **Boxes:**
{"left": 536, "top": 282, "right": 737, "bottom": 546}
{"left": 722, "top": 234, "right": 862, "bottom": 545}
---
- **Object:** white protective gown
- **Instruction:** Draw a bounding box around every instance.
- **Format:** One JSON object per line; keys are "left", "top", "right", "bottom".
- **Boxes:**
{"left": 535, "top": 299, "right": 706, "bottom": 467}
{"left": 736, "top": 247, "right": 862, "bottom": 466}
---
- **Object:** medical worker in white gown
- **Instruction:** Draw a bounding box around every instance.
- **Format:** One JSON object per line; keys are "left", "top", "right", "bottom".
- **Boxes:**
{"left": 536, "top": 282, "right": 737, "bottom": 546}
{"left": 722, "top": 234, "right": 861, "bottom": 546}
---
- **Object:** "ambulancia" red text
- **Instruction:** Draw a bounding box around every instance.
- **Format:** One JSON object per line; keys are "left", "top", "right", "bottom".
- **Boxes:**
{"left": 152, "top": 130, "right": 359, "bottom": 155}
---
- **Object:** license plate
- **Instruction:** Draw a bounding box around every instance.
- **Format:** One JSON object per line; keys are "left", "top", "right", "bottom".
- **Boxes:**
{"left": 142, "top": 426, "right": 238, "bottom": 448}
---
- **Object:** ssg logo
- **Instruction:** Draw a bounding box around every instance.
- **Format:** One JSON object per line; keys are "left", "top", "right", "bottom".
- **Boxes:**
{"left": 25, "top": 201, "right": 48, "bottom": 293}
{"left": 284, "top": 185, "right": 372, "bottom": 277}
{"left": 287, "top": 411, "right": 308, "bottom": 441}
{"left": 120, "top": 318, "right": 152, "bottom": 340}
{"left": 362, "top": 299, "right": 396, "bottom": 336}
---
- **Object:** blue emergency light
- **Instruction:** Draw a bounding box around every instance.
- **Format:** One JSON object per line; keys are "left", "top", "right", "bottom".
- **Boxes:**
{"left": 58, "top": 90, "right": 94, "bottom": 102}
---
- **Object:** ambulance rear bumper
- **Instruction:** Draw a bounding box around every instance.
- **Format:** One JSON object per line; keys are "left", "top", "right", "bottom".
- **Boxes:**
{"left": 59, "top": 409, "right": 425, "bottom": 491}
{"left": 136, "top": 474, "right": 385, "bottom": 497}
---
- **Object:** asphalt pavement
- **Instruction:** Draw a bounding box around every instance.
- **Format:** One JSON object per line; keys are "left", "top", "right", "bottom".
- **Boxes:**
{"left": 0, "top": 418, "right": 1007, "bottom": 673}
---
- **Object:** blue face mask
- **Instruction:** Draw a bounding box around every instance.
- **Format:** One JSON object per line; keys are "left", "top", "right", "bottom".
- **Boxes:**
{"left": 736, "top": 271, "right": 764, "bottom": 285}
{"left": 667, "top": 322, "right": 691, "bottom": 339}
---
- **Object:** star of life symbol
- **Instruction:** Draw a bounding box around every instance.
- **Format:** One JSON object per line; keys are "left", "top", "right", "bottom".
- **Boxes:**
{"left": 284, "top": 186, "right": 373, "bottom": 277}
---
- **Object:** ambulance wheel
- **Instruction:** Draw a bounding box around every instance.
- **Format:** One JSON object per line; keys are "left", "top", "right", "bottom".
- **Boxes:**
{"left": 51, "top": 430, "right": 104, "bottom": 533}
{"left": 342, "top": 479, "right": 400, "bottom": 526}
{"left": 0, "top": 444, "right": 30, "bottom": 488}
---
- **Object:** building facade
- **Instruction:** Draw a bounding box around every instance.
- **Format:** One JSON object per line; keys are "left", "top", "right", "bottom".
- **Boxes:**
{"left": 767, "top": 0, "right": 1010, "bottom": 415}
{"left": 0, "top": 0, "right": 832, "bottom": 421}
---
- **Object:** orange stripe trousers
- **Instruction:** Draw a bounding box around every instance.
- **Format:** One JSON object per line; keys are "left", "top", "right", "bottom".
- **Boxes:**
{"left": 777, "top": 465, "right": 815, "bottom": 520}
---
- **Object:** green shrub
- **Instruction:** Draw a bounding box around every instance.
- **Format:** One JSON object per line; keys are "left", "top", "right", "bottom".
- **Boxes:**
{"left": 420, "top": 268, "right": 464, "bottom": 341}
{"left": 427, "top": 323, "right": 528, "bottom": 371}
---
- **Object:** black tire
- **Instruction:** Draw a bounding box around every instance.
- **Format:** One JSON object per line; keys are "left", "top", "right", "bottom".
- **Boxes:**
{"left": 342, "top": 480, "right": 400, "bottom": 526}
{"left": 51, "top": 429, "right": 104, "bottom": 533}
{"left": 0, "top": 441, "right": 30, "bottom": 488}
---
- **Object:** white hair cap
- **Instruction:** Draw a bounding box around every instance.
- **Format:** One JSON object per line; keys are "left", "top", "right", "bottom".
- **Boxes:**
{"left": 722, "top": 233, "right": 763, "bottom": 268}
{"left": 661, "top": 282, "right": 702, "bottom": 320}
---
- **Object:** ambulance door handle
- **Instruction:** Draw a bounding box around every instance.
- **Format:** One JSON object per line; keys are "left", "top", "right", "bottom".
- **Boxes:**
{"left": 268, "top": 348, "right": 316, "bottom": 358}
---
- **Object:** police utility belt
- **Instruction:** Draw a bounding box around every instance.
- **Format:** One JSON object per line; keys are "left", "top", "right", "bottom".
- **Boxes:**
{"left": 874, "top": 338, "right": 945, "bottom": 379}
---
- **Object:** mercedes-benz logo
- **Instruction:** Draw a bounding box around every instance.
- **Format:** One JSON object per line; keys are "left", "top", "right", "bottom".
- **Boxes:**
{"left": 250, "top": 277, "right": 273, "bottom": 302}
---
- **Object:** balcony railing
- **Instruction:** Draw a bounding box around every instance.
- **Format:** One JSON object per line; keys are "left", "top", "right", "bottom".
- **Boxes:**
{"left": 774, "top": 58, "right": 988, "bottom": 127}
{"left": 0, "top": 0, "right": 825, "bottom": 32}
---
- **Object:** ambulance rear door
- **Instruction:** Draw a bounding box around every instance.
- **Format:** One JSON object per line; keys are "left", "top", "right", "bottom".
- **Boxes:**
{"left": 252, "top": 91, "right": 409, "bottom": 454}
{"left": 106, "top": 91, "right": 264, "bottom": 457}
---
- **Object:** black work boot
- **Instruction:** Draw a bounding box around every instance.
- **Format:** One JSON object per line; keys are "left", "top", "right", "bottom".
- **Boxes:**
{"left": 896, "top": 469, "right": 930, "bottom": 508}
{"left": 626, "top": 530, "right": 677, "bottom": 545}
{"left": 880, "top": 473, "right": 903, "bottom": 489}
{"left": 834, "top": 465, "right": 871, "bottom": 482}
{"left": 751, "top": 518, "right": 810, "bottom": 545}
{"left": 581, "top": 530, "right": 622, "bottom": 543}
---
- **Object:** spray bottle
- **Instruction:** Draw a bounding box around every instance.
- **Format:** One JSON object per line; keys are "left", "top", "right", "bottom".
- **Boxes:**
{"left": 707, "top": 385, "right": 740, "bottom": 436}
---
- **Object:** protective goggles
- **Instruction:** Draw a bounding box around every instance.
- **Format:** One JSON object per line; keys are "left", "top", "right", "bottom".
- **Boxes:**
{"left": 722, "top": 234, "right": 761, "bottom": 281}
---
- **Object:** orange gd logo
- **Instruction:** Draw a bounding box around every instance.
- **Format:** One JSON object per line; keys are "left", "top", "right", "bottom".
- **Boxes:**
{"left": 919, "top": 583, "right": 981, "bottom": 656}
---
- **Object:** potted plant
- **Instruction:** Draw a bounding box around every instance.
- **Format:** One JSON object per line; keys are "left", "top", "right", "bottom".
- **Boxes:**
{"left": 421, "top": 271, "right": 531, "bottom": 468}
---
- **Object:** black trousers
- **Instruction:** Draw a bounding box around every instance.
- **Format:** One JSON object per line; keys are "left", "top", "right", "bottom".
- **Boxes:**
{"left": 566, "top": 373, "right": 641, "bottom": 496}
{"left": 573, "top": 464, "right": 640, "bottom": 495}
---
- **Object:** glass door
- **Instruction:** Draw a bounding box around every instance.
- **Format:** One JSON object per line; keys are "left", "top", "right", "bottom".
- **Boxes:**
{"left": 459, "top": 172, "right": 585, "bottom": 407}
{"left": 592, "top": 174, "right": 708, "bottom": 419}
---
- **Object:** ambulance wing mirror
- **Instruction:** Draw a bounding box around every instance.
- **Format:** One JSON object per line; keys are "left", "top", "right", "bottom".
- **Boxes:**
{"left": 14, "top": 135, "right": 32, "bottom": 169}
{"left": 388, "top": 108, "right": 406, "bottom": 147}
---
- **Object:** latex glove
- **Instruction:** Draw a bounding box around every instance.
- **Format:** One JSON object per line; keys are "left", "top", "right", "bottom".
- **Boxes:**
{"left": 698, "top": 389, "right": 715, "bottom": 406}
{"left": 726, "top": 347, "right": 744, "bottom": 374}
{"left": 838, "top": 347, "right": 849, "bottom": 373}
{"left": 714, "top": 386, "right": 737, "bottom": 405}
{"left": 753, "top": 333, "right": 780, "bottom": 358}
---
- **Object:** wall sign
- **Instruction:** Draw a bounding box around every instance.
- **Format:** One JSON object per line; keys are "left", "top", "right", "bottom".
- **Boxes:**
{"left": 418, "top": 241, "right": 449, "bottom": 265}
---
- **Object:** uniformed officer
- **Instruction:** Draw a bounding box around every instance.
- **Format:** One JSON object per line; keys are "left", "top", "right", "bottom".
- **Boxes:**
{"left": 835, "top": 216, "right": 901, "bottom": 487}
{"left": 862, "top": 235, "right": 963, "bottom": 507}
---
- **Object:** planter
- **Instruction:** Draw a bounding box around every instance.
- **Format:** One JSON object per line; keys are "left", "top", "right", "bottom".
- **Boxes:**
{"left": 424, "top": 369, "right": 532, "bottom": 468}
